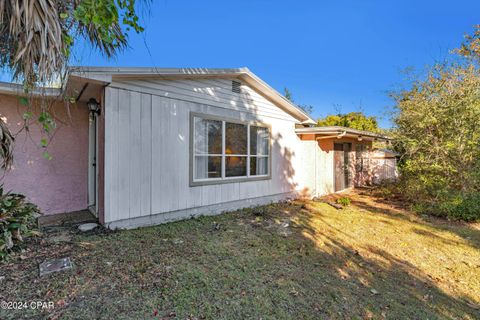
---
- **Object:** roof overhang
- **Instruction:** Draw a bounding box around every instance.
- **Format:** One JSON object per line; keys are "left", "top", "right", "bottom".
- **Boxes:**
{"left": 68, "top": 67, "right": 315, "bottom": 123}
{"left": 0, "top": 81, "right": 61, "bottom": 97}
{"left": 295, "top": 126, "right": 391, "bottom": 141}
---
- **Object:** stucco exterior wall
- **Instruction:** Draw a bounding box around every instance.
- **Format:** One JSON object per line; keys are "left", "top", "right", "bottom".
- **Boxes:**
{"left": 0, "top": 94, "right": 89, "bottom": 214}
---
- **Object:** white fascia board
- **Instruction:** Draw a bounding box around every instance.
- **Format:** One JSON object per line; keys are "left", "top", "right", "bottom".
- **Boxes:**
{"left": 68, "top": 66, "right": 315, "bottom": 123}
{"left": 0, "top": 81, "right": 62, "bottom": 97}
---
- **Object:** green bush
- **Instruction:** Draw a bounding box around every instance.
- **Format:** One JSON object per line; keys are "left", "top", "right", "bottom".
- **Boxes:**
{"left": 445, "top": 193, "right": 480, "bottom": 222}
{"left": 336, "top": 197, "right": 351, "bottom": 207}
{"left": 411, "top": 192, "right": 480, "bottom": 222}
{"left": 374, "top": 180, "right": 402, "bottom": 199}
{"left": 0, "top": 186, "right": 40, "bottom": 260}
{"left": 392, "top": 62, "right": 480, "bottom": 222}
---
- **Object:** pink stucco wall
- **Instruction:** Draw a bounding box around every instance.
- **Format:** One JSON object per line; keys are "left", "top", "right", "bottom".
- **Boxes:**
{"left": 0, "top": 94, "right": 89, "bottom": 215}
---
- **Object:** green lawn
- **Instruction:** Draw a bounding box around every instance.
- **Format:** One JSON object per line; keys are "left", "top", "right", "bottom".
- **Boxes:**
{"left": 1, "top": 190, "right": 479, "bottom": 319}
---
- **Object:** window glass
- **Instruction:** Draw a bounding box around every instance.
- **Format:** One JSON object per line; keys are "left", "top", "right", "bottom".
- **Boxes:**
{"left": 192, "top": 115, "right": 270, "bottom": 183}
{"left": 250, "top": 126, "right": 269, "bottom": 155}
{"left": 250, "top": 157, "right": 268, "bottom": 176}
{"left": 194, "top": 118, "right": 222, "bottom": 154}
{"left": 225, "top": 123, "right": 247, "bottom": 155}
{"left": 226, "top": 156, "right": 247, "bottom": 177}
{"left": 194, "top": 156, "right": 221, "bottom": 179}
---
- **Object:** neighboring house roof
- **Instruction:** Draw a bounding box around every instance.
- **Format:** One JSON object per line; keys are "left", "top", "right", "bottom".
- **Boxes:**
{"left": 295, "top": 126, "right": 391, "bottom": 141}
{"left": 68, "top": 67, "right": 315, "bottom": 124}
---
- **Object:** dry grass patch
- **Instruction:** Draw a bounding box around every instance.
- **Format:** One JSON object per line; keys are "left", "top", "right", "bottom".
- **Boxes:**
{"left": 0, "top": 190, "right": 479, "bottom": 319}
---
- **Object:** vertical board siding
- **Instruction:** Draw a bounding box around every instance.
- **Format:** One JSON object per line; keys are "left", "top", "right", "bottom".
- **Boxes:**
{"left": 104, "top": 80, "right": 304, "bottom": 223}
{"left": 371, "top": 157, "right": 398, "bottom": 183}
{"left": 111, "top": 78, "right": 298, "bottom": 123}
{"left": 129, "top": 91, "right": 142, "bottom": 219}
{"left": 105, "top": 87, "right": 119, "bottom": 223}
{"left": 117, "top": 89, "right": 131, "bottom": 220}
{"left": 140, "top": 93, "right": 152, "bottom": 216}
{"left": 150, "top": 95, "right": 163, "bottom": 214}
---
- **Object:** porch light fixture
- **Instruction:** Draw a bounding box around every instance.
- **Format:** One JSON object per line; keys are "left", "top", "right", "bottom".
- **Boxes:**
{"left": 357, "top": 136, "right": 363, "bottom": 141}
{"left": 87, "top": 98, "right": 101, "bottom": 115}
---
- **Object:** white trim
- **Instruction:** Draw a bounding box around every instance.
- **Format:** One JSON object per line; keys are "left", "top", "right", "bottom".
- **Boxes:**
{"left": 190, "top": 113, "right": 272, "bottom": 186}
{"left": 68, "top": 66, "right": 314, "bottom": 123}
{"left": 296, "top": 126, "right": 391, "bottom": 141}
{"left": 87, "top": 111, "right": 99, "bottom": 217}
{"left": 0, "top": 81, "right": 61, "bottom": 97}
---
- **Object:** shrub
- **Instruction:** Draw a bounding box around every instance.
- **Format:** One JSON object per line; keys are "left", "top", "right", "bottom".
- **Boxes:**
{"left": 0, "top": 186, "right": 40, "bottom": 260}
{"left": 444, "top": 193, "right": 480, "bottom": 222}
{"left": 336, "top": 197, "right": 351, "bottom": 207}
{"left": 374, "top": 180, "right": 402, "bottom": 199}
{"left": 411, "top": 192, "right": 480, "bottom": 222}
{"left": 392, "top": 62, "right": 480, "bottom": 222}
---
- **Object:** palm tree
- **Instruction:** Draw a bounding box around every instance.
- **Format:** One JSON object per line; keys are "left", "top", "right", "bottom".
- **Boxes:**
{"left": 0, "top": 0, "right": 145, "bottom": 168}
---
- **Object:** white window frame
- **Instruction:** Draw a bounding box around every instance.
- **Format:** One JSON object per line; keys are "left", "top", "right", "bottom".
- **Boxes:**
{"left": 189, "top": 112, "right": 272, "bottom": 186}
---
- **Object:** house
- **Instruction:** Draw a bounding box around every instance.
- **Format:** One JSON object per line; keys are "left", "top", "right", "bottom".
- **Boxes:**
{"left": 296, "top": 126, "right": 394, "bottom": 195}
{"left": 0, "top": 67, "right": 394, "bottom": 229}
{"left": 370, "top": 148, "right": 399, "bottom": 184}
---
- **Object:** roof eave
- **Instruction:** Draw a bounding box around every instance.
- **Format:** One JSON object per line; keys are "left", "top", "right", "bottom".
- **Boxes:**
{"left": 0, "top": 81, "right": 62, "bottom": 97}
{"left": 238, "top": 70, "right": 314, "bottom": 123}
{"left": 295, "top": 126, "right": 392, "bottom": 141}
{"left": 68, "top": 66, "right": 315, "bottom": 123}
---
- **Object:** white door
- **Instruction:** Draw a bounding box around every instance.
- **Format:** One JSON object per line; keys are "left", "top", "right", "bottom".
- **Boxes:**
{"left": 88, "top": 112, "right": 98, "bottom": 216}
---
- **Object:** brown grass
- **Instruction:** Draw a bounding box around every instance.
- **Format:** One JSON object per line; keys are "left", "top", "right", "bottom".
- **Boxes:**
{"left": 0, "top": 190, "right": 479, "bottom": 319}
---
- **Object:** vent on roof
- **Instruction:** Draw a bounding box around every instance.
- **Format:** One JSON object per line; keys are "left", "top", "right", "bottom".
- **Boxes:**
{"left": 232, "top": 80, "right": 242, "bottom": 94}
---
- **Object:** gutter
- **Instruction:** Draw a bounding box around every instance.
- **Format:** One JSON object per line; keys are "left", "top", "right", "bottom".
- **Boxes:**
{"left": 0, "top": 81, "right": 62, "bottom": 97}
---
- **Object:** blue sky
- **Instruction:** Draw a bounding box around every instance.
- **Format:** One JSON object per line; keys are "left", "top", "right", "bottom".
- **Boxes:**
{"left": 6, "top": 0, "right": 480, "bottom": 127}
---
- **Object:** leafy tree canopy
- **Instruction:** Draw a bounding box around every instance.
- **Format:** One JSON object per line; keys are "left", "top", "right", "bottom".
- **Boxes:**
{"left": 0, "top": 0, "right": 147, "bottom": 86}
{"left": 455, "top": 24, "right": 480, "bottom": 62}
{"left": 0, "top": 0, "right": 148, "bottom": 166}
{"left": 392, "top": 37, "right": 480, "bottom": 221}
{"left": 317, "top": 112, "right": 379, "bottom": 133}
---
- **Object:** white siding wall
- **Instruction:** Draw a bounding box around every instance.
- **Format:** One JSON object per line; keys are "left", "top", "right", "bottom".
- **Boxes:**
{"left": 104, "top": 79, "right": 306, "bottom": 225}
{"left": 298, "top": 139, "right": 335, "bottom": 198}
{"left": 298, "top": 140, "right": 316, "bottom": 197}
{"left": 316, "top": 145, "right": 335, "bottom": 196}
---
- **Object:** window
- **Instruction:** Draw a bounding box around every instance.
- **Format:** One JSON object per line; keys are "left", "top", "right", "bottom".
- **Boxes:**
{"left": 191, "top": 114, "right": 271, "bottom": 185}
{"left": 355, "top": 144, "right": 370, "bottom": 172}
{"left": 193, "top": 118, "right": 222, "bottom": 179}
{"left": 250, "top": 126, "right": 269, "bottom": 176}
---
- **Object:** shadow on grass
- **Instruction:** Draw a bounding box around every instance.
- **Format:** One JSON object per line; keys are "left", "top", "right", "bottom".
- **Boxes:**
{"left": 291, "top": 206, "right": 480, "bottom": 319}
{"left": 1, "top": 200, "right": 479, "bottom": 319}
{"left": 348, "top": 190, "right": 480, "bottom": 251}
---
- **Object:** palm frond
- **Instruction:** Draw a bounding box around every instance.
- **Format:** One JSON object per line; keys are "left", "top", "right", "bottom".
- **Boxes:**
{"left": 0, "top": 0, "right": 65, "bottom": 84}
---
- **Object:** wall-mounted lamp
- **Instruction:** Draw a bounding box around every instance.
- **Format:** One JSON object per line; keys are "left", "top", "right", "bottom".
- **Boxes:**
{"left": 357, "top": 135, "right": 363, "bottom": 141}
{"left": 87, "top": 98, "right": 101, "bottom": 116}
